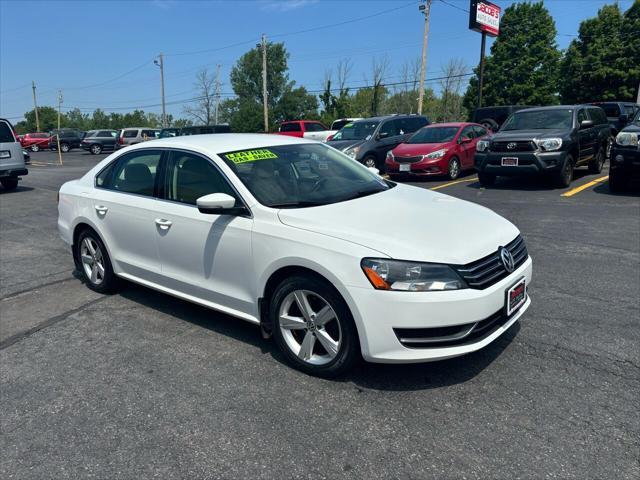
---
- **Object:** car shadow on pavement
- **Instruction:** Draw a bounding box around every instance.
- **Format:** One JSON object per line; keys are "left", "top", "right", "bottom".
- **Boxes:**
{"left": 592, "top": 182, "right": 640, "bottom": 197}
{"left": 465, "top": 169, "right": 594, "bottom": 191}
{"left": 0, "top": 186, "right": 34, "bottom": 194}
{"left": 114, "top": 278, "right": 519, "bottom": 390}
{"left": 397, "top": 169, "right": 477, "bottom": 185}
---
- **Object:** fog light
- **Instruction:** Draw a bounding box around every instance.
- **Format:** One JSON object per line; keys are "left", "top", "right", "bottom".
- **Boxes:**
{"left": 614, "top": 155, "right": 624, "bottom": 163}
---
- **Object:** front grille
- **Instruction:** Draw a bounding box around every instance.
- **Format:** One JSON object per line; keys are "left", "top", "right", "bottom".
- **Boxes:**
{"left": 453, "top": 235, "right": 528, "bottom": 290}
{"left": 491, "top": 141, "right": 535, "bottom": 152}
{"left": 394, "top": 308, "right": 515, "bottom": 349}
{"left": 395, "top": 155, "right": 424, "bottom": 163}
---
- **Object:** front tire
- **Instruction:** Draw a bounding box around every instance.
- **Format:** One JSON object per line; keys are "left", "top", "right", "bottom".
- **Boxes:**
{"left": 270, "top": 275, "right": 359, "bottom": 377}
{"left": 362, "top": 155, "right": 383, "bottom": 173}
{"left": 30, "top": 144, "right": 40, "bottom": 152}
{"left": 447, "top": 157, "right": 461, "bottom": 180}
{"left": 90, "top": 144, "right": 103, "bottom": 155}
{"left": 75, "top": 229, "right": 119, "bottom": 294}
{"left": 555, "top": 155, "right": 574, "bottom": 188}
{"left": 60, "top": 143, "right": 71, "bottom": 153}
{"left": 1, "top": 177, "right": 18, "bottom": 191}
{"left": 478, "top": 171, "right": 496, "bottom": 186}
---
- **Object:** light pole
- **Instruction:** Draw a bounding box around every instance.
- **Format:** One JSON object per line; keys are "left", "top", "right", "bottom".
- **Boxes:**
{"left": 154, "top": 54, "right": 167, "bottom": 128}
{"left": 32, "top": 81, "right": 40, "bottom": 131}
{"left": 417, "top": 0, "right": 432, "bottom": 115}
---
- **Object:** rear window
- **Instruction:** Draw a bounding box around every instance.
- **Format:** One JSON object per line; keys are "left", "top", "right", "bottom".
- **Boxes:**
{"left": 123, "top": 130, "right": 138, "bottom": 138}
{"left": 0, "top": 121, "right": 15, "bottom": 142}
{"left": 280, "top": 122, "right": 301, "bottom": 132}
{"left": 304, "top": 122, "right": 326, "bottom": 132}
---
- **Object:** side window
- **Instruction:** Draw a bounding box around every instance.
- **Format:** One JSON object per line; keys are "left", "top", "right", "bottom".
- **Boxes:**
{"left": 588, "top": 108, "right": 606, "bottom": 125}
{"left": 166, "top": 151, "right": 235, "bottom": 205}
{"left": 624, "top": 105, "right": 635, "bottom": 117}
{"left": 577, "top": 109, "right": 588, "bottom": 125}
{"left": 123, "top": 130, "right": 138, "bottom": 138}
{"left": 96, "top": 162, "right": 117, "bottom": 188}
{"left": 304, "top": 122, "right": 326, "bottom": 132}
{"left": 379, "top": 119, "right": 399, "bottom": 138}
{"left": 280, "top": 123, "right": 302, "bottom": 132}
{"left": 110, "top": 150, "right": 162, "bottom": 196}
{"left": 97, "top": 131, "right": 112, "bottom": 137}
{"left": 460, "top": 126, "right": 476, "bottom": 141}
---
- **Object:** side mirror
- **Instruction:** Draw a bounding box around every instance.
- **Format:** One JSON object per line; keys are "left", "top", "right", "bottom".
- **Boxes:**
{"left": 367, "top": 166, "right": 380, "bottom": 176}
{"left": 197, "top": 193, "right": 243, "bottom": 215}
{"left": 378, "top": 131, "right": 389, "bottom": 139}
{"left": 580, "top": 119, "right": 594, "bottom": 129}
{"left": 460, "top": 136, "right": 472, "bottom": 144}
{"left": 619, "top": 114, "right": 629, "bottom": 124}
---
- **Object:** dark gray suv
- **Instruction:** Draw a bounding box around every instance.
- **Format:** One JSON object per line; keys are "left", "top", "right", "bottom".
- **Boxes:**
{"left": 326, "top": 115, "right": 430, "bottom": 172}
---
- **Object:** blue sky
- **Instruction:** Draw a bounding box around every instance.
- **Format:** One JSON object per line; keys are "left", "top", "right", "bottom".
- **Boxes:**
{"left": 0, "top": 0, "right": 633, "bottom": 123}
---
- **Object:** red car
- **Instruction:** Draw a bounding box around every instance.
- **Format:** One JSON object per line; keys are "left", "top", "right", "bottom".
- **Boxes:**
{"left": 21, "top": 132, "right": 51, "bottom": 152}
{"left": 386, "top": 122, "right": 490, "bottom": 180}
{"left": 277, "top": 120, "right": 329, "bottom": 141}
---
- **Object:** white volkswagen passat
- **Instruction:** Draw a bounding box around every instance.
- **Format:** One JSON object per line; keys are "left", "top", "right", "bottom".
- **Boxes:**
{"left": 58, "top": 134, "right": 532, "bottom": 377}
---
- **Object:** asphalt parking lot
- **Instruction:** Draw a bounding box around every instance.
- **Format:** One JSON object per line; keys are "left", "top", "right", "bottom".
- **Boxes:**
{"left": 1, "top": 150, "right": 639, "bottom": 479}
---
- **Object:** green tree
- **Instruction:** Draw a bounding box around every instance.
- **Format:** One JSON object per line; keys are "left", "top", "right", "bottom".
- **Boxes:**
{"left": 274, "top": 86, "right": 319, "bottom": 123}
{"left": 559, "top": 3, "right": 636, "bottom": 102}
{"left": 22, "top": 106, "right": 61, "bottom": 132}
{"left": 65, "top": 108, "right": 90, "bottom": 131}
{"left": 463, "top": 1, "right": 561, "bottom": 113}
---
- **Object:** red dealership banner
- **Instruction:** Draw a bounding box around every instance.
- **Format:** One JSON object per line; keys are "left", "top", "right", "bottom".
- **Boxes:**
{"left": 469, "top": 0, "right": 501, "bottom": 37}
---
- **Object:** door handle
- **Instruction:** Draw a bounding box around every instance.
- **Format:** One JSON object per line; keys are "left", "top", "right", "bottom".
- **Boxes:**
{"left": 155, "top": 218, "right": 172, "bottom": 230}
{"left": 95, "top": 205, "right": 108, "bottom": 214}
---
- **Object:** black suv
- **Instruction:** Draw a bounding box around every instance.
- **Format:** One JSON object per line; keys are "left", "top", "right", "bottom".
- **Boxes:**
{"left": 48, "top": 129, "right": 83, "bottom": 152}
{"left": 326, "top": 114, "right": 430, "bottom": 171}
{"left": 80, "top": 130, "right": 118, "bottom": 154}
{"left": 474, "top": 105, "right": 610, "bottom": 187}
{"left": 471, "top": 105, "right": 536, "bottom": 132}
{"left": 609, "top": 108, "right": 640, "bottom": 192}
{"left": 588, "top": 101, "right": 639, "bottom": 136}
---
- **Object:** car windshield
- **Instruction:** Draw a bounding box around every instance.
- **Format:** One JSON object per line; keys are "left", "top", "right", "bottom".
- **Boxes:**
{"left": 633, "top": 110, "right": 640, "bottom": 124}
{"left": 330, "top": 121, "right": 379, "bottom": 141}
{"left": 219, "top": 143, "right": 392, "bottom": 208}
{"left": 408, "top": 126, "right": 459, "bottom": 144}
{"left": 502, "top": 109, "right": 573, "bottom": 130}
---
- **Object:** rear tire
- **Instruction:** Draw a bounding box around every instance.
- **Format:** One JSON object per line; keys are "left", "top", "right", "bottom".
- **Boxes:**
{"left": 90, "top": 144, "right": 103, "bottom": 155}
{"left": 478, "top": 171, "right": 496, "bottom": 186}
{"left": 30, "top": 144, "right": 40, "bottom": 152}
{"left": 588, "top": 146, "right": 605, "bottom": 174}
{"left": 554, "top": 155, "right": 574, "bottom": 188}
{"left": 270, "top": 275, "right": 360, "bottom": 377}
{"left": 1, "top": 177, "right": 18, "bottom": 191}
{"left": 447, "top": 157, "right": 461, "bottom": 180}
{"left": 75, "top": 229, "right": 119, "bottom": 294}
{"left": 60, "top": 143, "right": 71, "bottom": 153}
{"left": 363, "top": 155, "right": 383, "bottom": 173}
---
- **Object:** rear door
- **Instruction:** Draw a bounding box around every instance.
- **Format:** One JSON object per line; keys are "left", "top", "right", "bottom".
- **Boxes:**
{"left": 90, "top": 149, "right": 164, "bottom": 280}
{"left": 0, "top": 119, "right": 24, "bottom": 172}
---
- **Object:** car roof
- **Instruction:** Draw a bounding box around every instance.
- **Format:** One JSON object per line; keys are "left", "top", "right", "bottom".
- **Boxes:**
{"left": 125, "top": 133, "right": 318, "bottom": 154}
{"left": 512, "top": 105, "right": 584, "bottom": 113}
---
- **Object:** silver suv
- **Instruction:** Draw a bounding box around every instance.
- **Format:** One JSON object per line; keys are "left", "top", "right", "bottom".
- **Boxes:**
{"left": 0, "top": 118, "right": 28, "bottom": 191}
{"left": 115, "top": 128, "right": 160, "bottom": 149}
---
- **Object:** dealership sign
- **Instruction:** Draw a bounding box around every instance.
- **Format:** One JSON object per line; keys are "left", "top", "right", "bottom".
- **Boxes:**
{"left": 469, "top": 0, "right": 501, "bottom": 37}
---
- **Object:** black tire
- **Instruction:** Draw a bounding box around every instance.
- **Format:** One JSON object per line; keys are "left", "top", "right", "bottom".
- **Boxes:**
{"left": 554, "top": 154, "right": 574, "bottom": 188}
{"left": 447, "top": 157, "right": 461, "bottom": 180}
{"left": 479, "top": 118, "right": 499, "bottom": 132}
{"left": 1, "top": 177, "right": 18, "bottom": 191}
{"left": 270, "top": 275, "right": 360, "bottom": 378}
{"left": 75, "top": 229, "right": 120, "bottom": 294}
{"left": 606, "top": 136, "right": 614, "bottom": 159}
{"left": 30, "top": 144, "right": 40, "bottom": 152}
{"left": 60, "top": 143, "right": 71, "bottom": 153}
{"left": 362, "top": 155, "right": 383, "bottom": 173}
{"left": 588, "top": 146, "right": 605, "bottom": 174}
{"left": 90, "top": 144, "right": 102, "bottom": 155}
{"left": 608, "top": 171, "right": 626, "bottom": 193}
{"left": 478, "top": 171, "right": 496, "bottom": 186}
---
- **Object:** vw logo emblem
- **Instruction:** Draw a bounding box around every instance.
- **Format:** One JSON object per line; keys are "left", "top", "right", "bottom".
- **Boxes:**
{"left": 499, "top": 247, "right": 515, "bottom": 273}
{"left": 507, "top": 142, "right": 517, "bottom": 150}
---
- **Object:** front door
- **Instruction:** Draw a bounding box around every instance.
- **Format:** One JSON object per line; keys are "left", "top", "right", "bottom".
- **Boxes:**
{"left": 91, "top": 149, "right": 164, "bottom": 280}
{"left": 577, "top": 108, "right": 595, "bottom": 164}
{"left": 458, "top": 126, "right": 477, "bottom": 168}
{"left": 154, "top": 150, "right": 255, "bottom": 318}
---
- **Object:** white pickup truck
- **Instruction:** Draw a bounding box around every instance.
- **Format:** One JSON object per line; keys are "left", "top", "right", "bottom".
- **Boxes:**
{"left": 0, "top": 118, "right": 28, "bottom": 191}
{"left": 277, "top": 118, "right": 362, "bottom": 142}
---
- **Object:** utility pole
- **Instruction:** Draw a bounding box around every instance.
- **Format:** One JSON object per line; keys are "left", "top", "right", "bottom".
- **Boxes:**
{"left": 477, "top": 31, "right": 487, "bottom": 109}
{"left": 261, "top": 34, "right": 269, "bottom": 132}
{"left": 31, "top": 81, "right": 40, "bottom": 131}
{"left": 417, "top": 0, "right": 432, "bottom": 115}
{"left": 214, "top": 64, "right": 221, "bottom": 125}
{"left": 56, "top": 90, "right": 63, "bottom": 165}
{"left": 154, "top": 53, "right": 167, "bottom": 128}
{"left": 636, "top": 79, "right": 640, "bottom": 105}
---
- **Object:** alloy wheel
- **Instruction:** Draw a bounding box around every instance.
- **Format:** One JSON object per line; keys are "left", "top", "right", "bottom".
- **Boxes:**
{"left": 449, "top": 159, "right": 460, "bottom": 179}
{"left": 31, "top": 144, "right": 39, "bottom": 152}
{"left": 61, "top": 144, "right": 70, "bottom": 152}
{"left": 80, "top": 237, "right": 105, "bottom": 285}
{"left": 363, "top": 157, "right": 376, "bottom": 168}
{"left": 278, "top": 290, "right": 342, "bottom": 366}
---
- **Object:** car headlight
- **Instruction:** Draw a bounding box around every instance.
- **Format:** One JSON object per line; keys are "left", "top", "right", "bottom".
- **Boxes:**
{"left": 476, "top": 140, "right": 490, "bottom": 152}
{"left": 343, "top": 145, "right": 360, "bottom": 159}
{"left": 386, "top": 150, "right": 394, "bottom": 160}
{"left": 616, "top": 132, "right": 639, "bottom": 147}
{"left": 425, "top": 149, "right": 447, "bottom": 159}
{"left": 536, "top": 138, "right": 563, "bottom": 151}
{"left": 361, "top": 258, "right": 466, "bottom": 291}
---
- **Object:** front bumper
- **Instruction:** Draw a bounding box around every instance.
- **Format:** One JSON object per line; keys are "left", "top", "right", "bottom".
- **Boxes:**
{"left": 0, "top": 168, "right": 28, "bottom": 178}
{"left": 347, "top": 256, "right": 532, "bottom": 363}
{"left": 610, "top": 145, "right": 640, "bottom": 177}
{"left": 386, "top": 157, "right": 447, "bottom": 176}
{"left": 475, "top": 150, "right": 568, "bottom": 176}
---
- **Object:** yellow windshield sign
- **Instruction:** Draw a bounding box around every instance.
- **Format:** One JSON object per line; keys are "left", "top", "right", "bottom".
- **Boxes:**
{"left": 226, "top": 149, "right": 278, "bottom": 164}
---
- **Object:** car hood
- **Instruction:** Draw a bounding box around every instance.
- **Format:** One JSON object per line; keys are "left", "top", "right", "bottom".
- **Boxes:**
{"left": 393, "top": 142, "right": 450, "bottom": 156}
{"left": 326, "top": 139, "right": 363, "bottom": 151}
{"left": 277, "top": 184, "right": 520, "bottom": 265}
{"left": 620, "top": 123, "right": 640, "bottom": 133}
{"left": 493, "top": 129, "right": 569, "bottom": 140}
